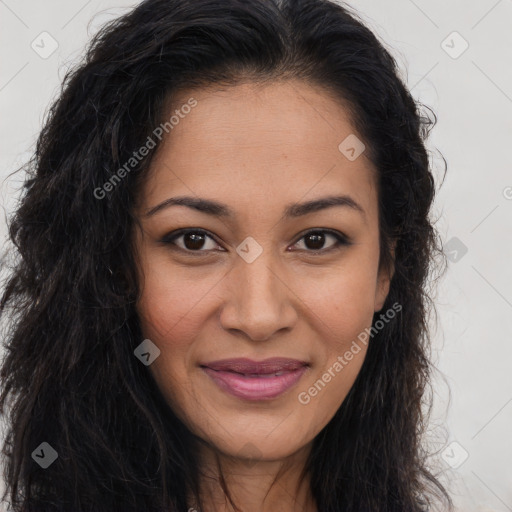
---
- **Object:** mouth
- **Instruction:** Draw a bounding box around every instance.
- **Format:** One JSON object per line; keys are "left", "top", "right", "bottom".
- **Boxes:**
{"left": 199, "top": 357, "right": 309, "bottom": 401}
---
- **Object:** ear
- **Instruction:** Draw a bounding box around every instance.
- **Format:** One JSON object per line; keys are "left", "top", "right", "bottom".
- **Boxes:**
{"left": 374, "top": 239, "right": 396, "bottom": 312}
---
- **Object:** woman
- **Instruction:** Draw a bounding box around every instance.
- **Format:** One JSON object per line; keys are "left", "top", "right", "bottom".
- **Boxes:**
{"left": 0, "top": 0, "right": 451, "bottom": 510}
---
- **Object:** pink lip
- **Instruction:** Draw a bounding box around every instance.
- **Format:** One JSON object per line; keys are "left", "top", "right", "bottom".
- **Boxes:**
{"left": 200, "top": 357, "right": 309, "bottom": 401}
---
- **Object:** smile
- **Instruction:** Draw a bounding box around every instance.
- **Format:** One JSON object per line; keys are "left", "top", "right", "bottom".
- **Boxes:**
{"left": 200, "top": 357, "right": 309, "bottom": 401}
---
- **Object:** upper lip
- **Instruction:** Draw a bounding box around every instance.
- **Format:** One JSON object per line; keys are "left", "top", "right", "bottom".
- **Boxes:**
{"left": 200, "top": 357, "right": 309, "bottom": 375}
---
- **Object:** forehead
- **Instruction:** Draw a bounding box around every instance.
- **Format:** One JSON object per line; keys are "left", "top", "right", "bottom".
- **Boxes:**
{"left": 138, "top": 80, "right": 377, "bottom": 223}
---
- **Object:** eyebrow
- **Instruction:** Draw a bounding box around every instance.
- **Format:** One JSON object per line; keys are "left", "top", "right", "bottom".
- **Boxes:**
{"left": 144, "top": 194, "right": 365, "bottom": 220}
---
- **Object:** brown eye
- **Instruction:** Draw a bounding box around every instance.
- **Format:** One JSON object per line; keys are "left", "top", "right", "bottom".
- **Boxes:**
{"left": 303, "top": 232, "right": 327, "bottom": 250}
{"left": 161, "top": 229, "right": 223, "bottom": 253}
{"left": 291, "top": 230, "right": 350, "bottom": 253}
{"left": 182, "top": 232, "right": 209, "bottom": 250}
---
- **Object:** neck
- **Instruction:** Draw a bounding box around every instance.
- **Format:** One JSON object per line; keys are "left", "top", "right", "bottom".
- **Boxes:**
{"left": 187, "top": 442, "right": 317, "bottom": 512}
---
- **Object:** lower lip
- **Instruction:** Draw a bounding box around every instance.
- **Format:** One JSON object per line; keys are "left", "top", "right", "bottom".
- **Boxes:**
{"left": 201, "top": 366, "right": 308, "bottom": 401}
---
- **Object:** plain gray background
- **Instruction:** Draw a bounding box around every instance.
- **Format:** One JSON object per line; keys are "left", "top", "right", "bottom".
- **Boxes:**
{"left": 1, "top": 1, "right": 511, "bottom": 511}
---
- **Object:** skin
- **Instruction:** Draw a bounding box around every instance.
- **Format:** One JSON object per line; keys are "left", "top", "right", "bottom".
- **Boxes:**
{"left": 133, "top": 79, "right": 394, "bottom": 512}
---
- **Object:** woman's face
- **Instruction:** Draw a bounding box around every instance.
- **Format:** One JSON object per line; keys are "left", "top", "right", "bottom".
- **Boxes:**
{"left": 133, "top": 80, "right": 392, "bottom": 462}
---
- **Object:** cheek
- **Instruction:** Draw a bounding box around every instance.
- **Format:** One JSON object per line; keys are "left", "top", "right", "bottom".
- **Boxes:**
{"left": 295, "top": 257, "right": 378, "bottom": 338}
{"left": 135, "top": 250, "right": 221, "bottom": 342}
{"left": 290, "top": 259, "right": 378, "bottom": 423}
{"left": 134, "top": 256, "right": 223, "bottom": 412}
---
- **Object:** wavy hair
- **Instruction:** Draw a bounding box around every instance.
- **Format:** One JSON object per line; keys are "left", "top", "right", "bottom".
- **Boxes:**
{"left": 0, "top": 0, "right": 451, "bottom": 510}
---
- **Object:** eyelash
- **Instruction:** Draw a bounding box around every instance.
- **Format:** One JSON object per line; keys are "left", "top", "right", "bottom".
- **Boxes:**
{"left": 159, "top": 228, "right": 351, "bottom": 256}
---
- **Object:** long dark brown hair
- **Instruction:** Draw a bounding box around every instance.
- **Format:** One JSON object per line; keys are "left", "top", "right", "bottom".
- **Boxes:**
{"left": 0, "top": 0, "right": 451, "bottom": 510}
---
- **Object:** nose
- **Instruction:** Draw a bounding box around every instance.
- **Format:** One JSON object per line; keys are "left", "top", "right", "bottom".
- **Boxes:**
{"left": 218, "top": 249, "right": 298, "bottom": 342}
